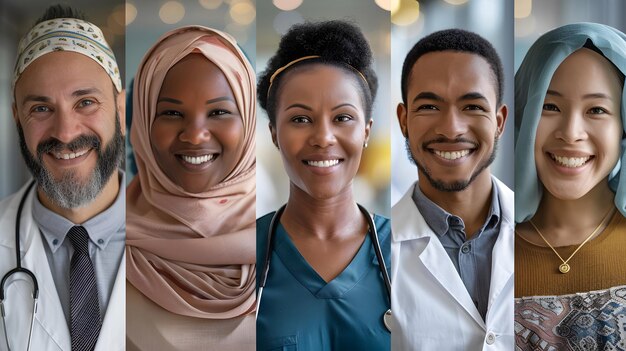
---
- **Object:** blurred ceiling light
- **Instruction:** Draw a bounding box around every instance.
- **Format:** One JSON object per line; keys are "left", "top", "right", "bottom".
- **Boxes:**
{"left": 199, "top": 0, "right": 223, "bottom": 10}
{"left": 515, "top": 15, "right": 536, "bottom": 37}
{"left": 230, "top": 1, "right": 256, "bottom": 25}
{"left": 107, "top": 7, "right": 125, "bottom": 35}
{"left": 391, "top": 0, "right": 419, "bottom": 26}
{"left": 225, "top": 23, "right": 248, "bottom": 44}
{"left": 515, "top": 0, "right": 532, "bottom": 18}
{"left": 273, "top": 0, "right": 302, "bottom": 11}
{"left": 375, "top": 0, "right": 389, "bottom": 11}
{"left": 375, "top": 0, "right": 400, "bottom": 12}
{"left": 443, "top": 0, "right": 468, "bottom": 5}
{"left": 159, "top": 1, "right": 185, "bottom": 24}
{"left": 125, "top": 2, "right": 137, "bottom": 26}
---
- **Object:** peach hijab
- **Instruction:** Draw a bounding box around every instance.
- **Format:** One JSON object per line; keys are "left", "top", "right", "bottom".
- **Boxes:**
{"left": 126, "top": 26, "right": 256, "bottom": 319}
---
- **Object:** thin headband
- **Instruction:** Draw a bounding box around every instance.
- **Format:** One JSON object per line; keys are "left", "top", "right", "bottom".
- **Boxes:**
{"left": 13, "top": 18, "right": 122, "bottom": 92}
{"left": 267, "top": 55, "right": 369, "bottom": 98}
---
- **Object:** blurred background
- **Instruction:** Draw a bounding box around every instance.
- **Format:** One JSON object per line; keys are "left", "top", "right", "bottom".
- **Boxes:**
{"left": 390, "top": 0, "right": 515, "bottom": 204}
{"left": 514, "top": 0, "right": 626, "bottom": 70}
{"left": 125, "top": 0, "right": 256, "bottom": 182}
{"left": 0, "top": 0, "right": 125, "bottom": 198}
{"left": 256, "top": 0, "right": 392, "bottom": 217}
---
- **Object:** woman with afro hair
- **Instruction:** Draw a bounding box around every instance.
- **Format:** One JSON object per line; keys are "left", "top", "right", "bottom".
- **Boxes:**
{"left": 255, "top": 20, "right": 390, "bottom": 350}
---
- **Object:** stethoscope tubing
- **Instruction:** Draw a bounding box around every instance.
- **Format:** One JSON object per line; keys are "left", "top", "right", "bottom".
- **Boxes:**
{"left": 256, "top": 203, "right": 392, "bottom": 331}
{"left": 0, "top": 180, "right": 39, "bottom": 351}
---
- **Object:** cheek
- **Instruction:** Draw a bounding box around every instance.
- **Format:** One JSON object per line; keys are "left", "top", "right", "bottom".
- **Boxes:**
{"left": 150, "top": 120, "right": 177, "bottom": 157}
{"left": 215, "top": 118, "right": 245, "bottom": 157}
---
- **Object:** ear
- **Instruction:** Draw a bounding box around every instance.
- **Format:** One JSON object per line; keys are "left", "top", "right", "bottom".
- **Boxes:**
{"left": 364, "top": 118, "right": 373, "bottom": 147}
{"left": 397, "top": 103, "right": 408, "bottom": 137}
{"left": 116, "top": 88, "right": 126, "bottom": 135}
{"left": 12, "top": 102, "right": 18, "bottom": 124}
{"left": 269, "top": 123, "right": 279, "bottom": 149}
{"left": 495, "top": 104, "right": 508, "bottom": 138}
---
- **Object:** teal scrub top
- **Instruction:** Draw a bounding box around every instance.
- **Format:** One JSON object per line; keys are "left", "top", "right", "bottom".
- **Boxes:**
{"left": 256, "top": 212, "right": 391, "bottom": 351}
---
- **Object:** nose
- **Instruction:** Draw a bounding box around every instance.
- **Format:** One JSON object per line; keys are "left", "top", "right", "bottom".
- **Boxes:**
{"left": 179, "top": 114, "right": 211, "bottom": 145}
{"left": 554, "top": 111, "right": 587, "bottom": 143}
{"left": 50, "top": 108, "right": 83, "bottom": 144}
{"left": 434, "top": 108, "right": 468, "bottom": 139}
{"left": 308, "top": 119, "right": 337, "bottom": 148}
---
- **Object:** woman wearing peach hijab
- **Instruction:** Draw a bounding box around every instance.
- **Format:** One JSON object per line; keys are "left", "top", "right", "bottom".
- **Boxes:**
{"left": 125, "top": 26, "right": 256, "bottom": 350}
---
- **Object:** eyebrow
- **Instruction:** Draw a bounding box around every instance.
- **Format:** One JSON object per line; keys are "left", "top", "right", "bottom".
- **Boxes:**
{"left": 411, "top": 91, "right": 489, "bottom": 104}
{"left": 21, "top": 94, "right": 50, "bottom": 107}
{"left": 156, "top": 96, "right": 235, "bottom": 105}
{"left": 332, "top": 103, "right": 358, "bottom": 111}
{"left": 72, "top": 87, "right": 103, "bottom": 97}
{"left": 412, "top": 92, "right": 444, "bottom": 104}
{"left": 546, "top": 90, "right": 612, "bottom": 100}
{"left": 458, "top": 92, "right": 489, "bottom": 103}
{"left": 284, "top": 103, "right": 313, "bottom": 111}
{"left": 21, "top": 87, "right": 104, "bottom": 107}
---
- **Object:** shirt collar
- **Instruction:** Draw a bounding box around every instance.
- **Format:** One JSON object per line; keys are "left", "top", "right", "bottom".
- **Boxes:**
{"left": 411, "top": 179, "right": 501, "bottom": 238}
{"left": 32, "top": 171, "right": 125, "bottom": 253}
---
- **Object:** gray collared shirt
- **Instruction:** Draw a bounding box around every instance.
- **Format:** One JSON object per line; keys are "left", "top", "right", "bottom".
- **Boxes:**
{"left": 32, "top": 171, "right": 125, "bottom": 325}
{"left": 412, "top": 181, "right": 501, "bottom": 320}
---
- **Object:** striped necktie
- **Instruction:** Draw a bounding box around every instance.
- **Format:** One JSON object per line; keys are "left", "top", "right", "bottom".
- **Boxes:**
{"left": 68, "top": 226, "right": 102, "bottom": 351}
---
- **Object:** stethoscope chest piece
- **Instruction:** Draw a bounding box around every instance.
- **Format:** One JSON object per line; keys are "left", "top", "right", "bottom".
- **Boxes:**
{"left": 383, "top": 309, "right": 392, "bottom": 332}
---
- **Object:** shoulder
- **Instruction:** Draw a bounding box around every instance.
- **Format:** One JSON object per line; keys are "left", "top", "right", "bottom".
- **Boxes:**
{"left": 256, "top": 212, "right": 276, "bottom": 234}
{"left": 0, "top": 182, "right": 34, "bottom": 221}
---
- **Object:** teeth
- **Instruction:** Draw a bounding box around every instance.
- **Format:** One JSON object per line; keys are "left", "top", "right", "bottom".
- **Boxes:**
{"left": 306, "top": 159, "right": 340, "bottom": 168}
{"left": 433, "top": 149, "right": 470, "bottom": 160}
{"left": 551, "top": 154, "right": 591, "bottom": 168}
{"left": 54, "top": 149, "right": 88, "bottom": 160}
{"left": 181, "top": 154, "right": 215, "bottom": 165}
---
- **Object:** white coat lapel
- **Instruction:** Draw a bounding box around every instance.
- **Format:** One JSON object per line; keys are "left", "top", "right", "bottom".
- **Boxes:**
{"left": 20, "top": 191, "right": 71, "bottom": 350}
{"left": 94, "top": 253, "right": 125, "bottom": 351}
{"left": 486, "top": 179, "right": 514, "bottom": 316}
{"left": 394, "top": 185, "right": 486, "bottom": 329}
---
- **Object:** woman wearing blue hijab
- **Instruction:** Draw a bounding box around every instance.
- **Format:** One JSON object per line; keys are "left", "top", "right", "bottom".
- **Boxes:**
{"left": 514, "top": 23, "right": 626, "bottom": 350}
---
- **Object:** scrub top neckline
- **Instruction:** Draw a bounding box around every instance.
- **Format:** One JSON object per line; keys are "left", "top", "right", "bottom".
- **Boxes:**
{"left": 274, "top": 221, "right": 375, "bottom": 299}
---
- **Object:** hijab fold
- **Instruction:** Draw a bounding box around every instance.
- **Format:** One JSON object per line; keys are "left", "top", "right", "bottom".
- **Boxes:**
{"left": 126, "top": 26, "right": 256, "bottom": 319}
{"left": 515, "top": 23, "right": 626, "bottom": 223}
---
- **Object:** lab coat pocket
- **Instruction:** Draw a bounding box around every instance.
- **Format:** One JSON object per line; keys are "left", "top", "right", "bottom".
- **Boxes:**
{"left": 260, "top": 335, "right": 298, "bottom": 351}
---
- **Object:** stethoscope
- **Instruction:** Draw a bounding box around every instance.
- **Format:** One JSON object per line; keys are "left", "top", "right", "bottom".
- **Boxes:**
{"left": 257, "top": 203, "right": 392, "bottom": 332}
{"left": 0, "top": 180, "right": 38, "bottom": 351}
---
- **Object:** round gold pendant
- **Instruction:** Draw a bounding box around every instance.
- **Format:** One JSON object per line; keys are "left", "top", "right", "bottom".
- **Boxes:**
{"left": 559, "top": 263, "right": 570, "bottom": 274}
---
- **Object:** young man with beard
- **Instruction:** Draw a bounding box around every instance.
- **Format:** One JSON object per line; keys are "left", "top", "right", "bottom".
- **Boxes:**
{"left": 391, "top": 29, "right": 514, "bottom": 350}
{"left": 0, "top": 5, "right": 125, "bottom": 351}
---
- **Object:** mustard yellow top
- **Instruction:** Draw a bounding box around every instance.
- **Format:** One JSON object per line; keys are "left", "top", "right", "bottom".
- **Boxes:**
{"left": 515, "top": 212, "right": 626, "bottom": 297}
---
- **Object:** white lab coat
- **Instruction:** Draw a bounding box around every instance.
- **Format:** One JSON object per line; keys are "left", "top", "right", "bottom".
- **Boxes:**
{"left": 391, "top": 177, "right": 514, "bottom": 351}
{"left": 0, "top": 182, "right": 125, "bottom": 351}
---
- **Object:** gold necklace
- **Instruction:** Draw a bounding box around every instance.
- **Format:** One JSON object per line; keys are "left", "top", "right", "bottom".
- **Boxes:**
{"left": 528, "top": 208, "right": 614, "bottom": 274}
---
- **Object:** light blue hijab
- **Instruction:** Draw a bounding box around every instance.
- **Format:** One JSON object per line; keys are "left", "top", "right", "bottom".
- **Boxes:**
{"left": 515, "top": 23, "right": 626, "bottom": 223}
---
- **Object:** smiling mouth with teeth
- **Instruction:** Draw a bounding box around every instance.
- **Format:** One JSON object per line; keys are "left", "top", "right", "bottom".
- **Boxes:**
{"left": 549, "top": 153, "right": 592, "bottom": 168}
{"left": 433, "top": 149, "right": 471, "bottom": 161}
{"left": 305, "top": 159, "right": 341, "bottom": 168}
{"left": 180, "top": 154, "right": 216, "bottom": 165}
{"left": 53, "top": 149, "right": 89, "bottom": 160}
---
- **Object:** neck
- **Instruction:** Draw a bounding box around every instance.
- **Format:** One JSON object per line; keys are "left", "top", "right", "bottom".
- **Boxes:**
{"left": 282, "top": 183, "right": 364, "bottom": 240}
{"left": 418, "top": 169, "right": 494, "bottom": 238}
{"left": 37, "top": 172, "right": 120, "bottom": 224}
{"left": 531, "top": 180, "right": 615, "bottom": 244}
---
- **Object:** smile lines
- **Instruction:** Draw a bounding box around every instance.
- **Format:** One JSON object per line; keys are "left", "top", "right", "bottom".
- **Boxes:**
{"left": 53, "top": 149, "right": 89, "bottom": 160}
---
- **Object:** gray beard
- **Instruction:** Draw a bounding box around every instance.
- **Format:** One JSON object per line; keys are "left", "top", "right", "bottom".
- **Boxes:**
{"left": 17, "top": 116, "right": 123, "bottom": 209}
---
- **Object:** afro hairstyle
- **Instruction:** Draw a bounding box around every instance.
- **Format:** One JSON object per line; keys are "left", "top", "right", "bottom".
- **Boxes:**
{"left": 258, "top": 20, "right": 378, "bottom": 125}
